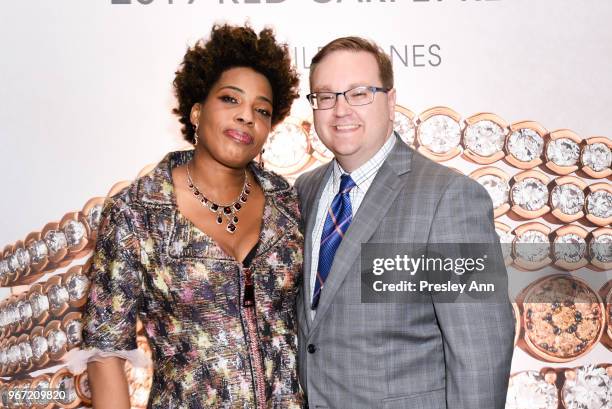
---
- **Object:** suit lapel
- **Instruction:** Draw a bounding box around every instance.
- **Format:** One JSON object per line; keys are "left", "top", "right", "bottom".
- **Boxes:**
{"left": 308, "top": 136, "right": 413, "bottom": 337}
{"left": 301, "top": 163, "right": 334, "bottom": 331}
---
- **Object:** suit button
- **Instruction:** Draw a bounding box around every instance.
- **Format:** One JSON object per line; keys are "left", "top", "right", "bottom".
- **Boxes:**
{"left": 307, "top": 344, "right": 316, "bottom": 354}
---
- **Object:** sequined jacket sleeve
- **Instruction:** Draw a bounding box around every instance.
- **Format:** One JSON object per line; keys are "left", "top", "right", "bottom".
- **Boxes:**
{"left": 68, "top": 194, "right": 149, "bottom": 372}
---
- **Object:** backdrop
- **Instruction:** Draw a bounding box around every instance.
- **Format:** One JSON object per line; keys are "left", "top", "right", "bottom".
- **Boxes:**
{"left": 1, "top": 0, "right": 610, "bottom": 404}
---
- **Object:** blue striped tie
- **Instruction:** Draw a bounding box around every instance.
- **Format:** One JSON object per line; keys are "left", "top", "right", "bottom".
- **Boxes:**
{"left": 312, "top": 174, "right": 356, "bottom": 310}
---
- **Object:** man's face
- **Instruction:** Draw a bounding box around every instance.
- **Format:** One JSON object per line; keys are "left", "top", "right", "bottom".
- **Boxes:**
{"left": 310, "top": 50, "right": 396, "bottom": 171}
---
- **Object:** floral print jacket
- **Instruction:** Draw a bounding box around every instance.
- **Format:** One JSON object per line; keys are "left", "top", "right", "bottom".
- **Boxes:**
{"left": 81, "top": 150, "right": 304, "bottom": 408}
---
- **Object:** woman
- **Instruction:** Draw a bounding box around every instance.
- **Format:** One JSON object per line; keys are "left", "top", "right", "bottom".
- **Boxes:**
{"left": 70, "top": 24, "right": 302, "bottom": 408}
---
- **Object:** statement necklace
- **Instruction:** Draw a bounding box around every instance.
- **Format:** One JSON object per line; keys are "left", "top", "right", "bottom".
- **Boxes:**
{"left": 186, "top": 163, "right": 251, "bottom": 234}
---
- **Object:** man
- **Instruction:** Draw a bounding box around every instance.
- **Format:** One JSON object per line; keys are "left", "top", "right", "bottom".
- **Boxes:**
{"left": 294, "top": 37, "right": 515, "bottom": 409}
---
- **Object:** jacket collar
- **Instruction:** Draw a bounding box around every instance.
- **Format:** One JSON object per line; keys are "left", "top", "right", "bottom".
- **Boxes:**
{"left": 137, "top": 150, "right": 292, "bottom": 207}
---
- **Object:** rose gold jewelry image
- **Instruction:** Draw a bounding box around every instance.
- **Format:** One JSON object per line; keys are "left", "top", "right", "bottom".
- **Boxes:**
{"left": 509, "top": 170, "right": 551, "bottom": 219}
{"left": 599, "top": 281, "right": 612, "bottom": 351}
{"left": 59, "top": 213, "right": 90, "bottom": 258}
{"left": 518, "top": 274, "right": 604, "bottom": 363}
{"left": 470, "top": 167, "right": 511, "bottom": 218}
{"left": 24, "top": 232, "right": 49, "bottom": 280}
{"left": 29, "top": 325, "right": 50, "bottom": 368}
{"left": 580, "top": 136, "right": 611, "bottom": 179}
{"left": 505, "top": 370, "right": 558, "bottom": 409}
{"left": 584, "top": 182, "right": 612, "bottom": 226}
{"left": 560, "top": 364, "right": 612, "bottom": 408}
{"left": 504, "top": 120, "right": 547, "bottom": 169}
{"left": 588, "top": 227, "right": 612, "bottom": 271}
{"left": 262, "top": 117, "right": 311, "bottom": 174}
{"left": 49, "top": 366, "right": 81, "bottom": 408}
{"left": 394, "top": 105, "right": 416, "bottom": 148}
{"left": 549, "top": 176, "right": 587, "bottom": 223}
{"left": 462, "top": 112, "right": 507, "bottom": 165}
{"left": 81, "top": 197, "right": 105, "bottom": 243}
{"left": 550, "top": 225, "right": 589, "bottom": 271}
{"left": 512, "top": 222, "right": 552, "bottom": 271}
{"left": 62, "top": 264, "right": 90, "bottom": 309}
{"left": 28, "top": 284, "right": 50, "bottom": 326}
{"left": 44, "top": 276, "right": 70, "bottom": 318}
{"left": 43, "top": 320, "right": 68, "bottom": 363}
{"left": 41, "top": 222, "right": 70, "bottom": 267}
{"left": 495, "top": 221, "right": 514, "bottom": 266}
{"left": 545, "top": 129, "right": 582, "bottom": 175}
{"left": 416, "top": 106, "right": 462, "bottom": 162}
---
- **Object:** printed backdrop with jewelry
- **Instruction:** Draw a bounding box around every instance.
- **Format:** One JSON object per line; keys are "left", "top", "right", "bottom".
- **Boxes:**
{"left": 1, "top": 0, "right": 610, "bottom": 408}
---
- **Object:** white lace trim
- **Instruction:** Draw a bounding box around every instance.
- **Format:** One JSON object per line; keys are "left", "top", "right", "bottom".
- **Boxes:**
{"left": 63, "top": 347, "right": 152, "bottom": 375}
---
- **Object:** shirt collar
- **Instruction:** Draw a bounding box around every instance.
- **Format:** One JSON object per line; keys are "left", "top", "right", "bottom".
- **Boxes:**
{"left": 332, "top": 132, "right": 396, "bottom": 192}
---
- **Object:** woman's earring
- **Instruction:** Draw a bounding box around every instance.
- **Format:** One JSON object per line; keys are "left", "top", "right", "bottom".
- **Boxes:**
{"left": 258, "top": 149, "right": 265, "bottom": 169}
{"left": 193, "top": 123, "right": 199, "bottom": 146}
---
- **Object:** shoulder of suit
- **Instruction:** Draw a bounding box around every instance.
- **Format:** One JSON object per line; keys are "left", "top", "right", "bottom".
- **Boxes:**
{"left": 409, "top": 149, "right": 483, "bottom": 193}
{"left": 295, "top": 162, "right": 330, "bottom": 189}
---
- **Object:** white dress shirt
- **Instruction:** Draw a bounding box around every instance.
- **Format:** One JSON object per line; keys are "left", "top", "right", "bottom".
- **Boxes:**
{"left": 310, "top": 134, "right": 396, "bottom": 316}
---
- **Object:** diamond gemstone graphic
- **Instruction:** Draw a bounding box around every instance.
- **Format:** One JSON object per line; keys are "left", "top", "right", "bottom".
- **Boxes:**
{"left": 64, "top": 220, "right": 86, "bottom": 246}
{"left": 551, "top": 184, "right": 585, "bottom": 215}
{"left": 512, "top": 178, "right": 549, "bottom": 211}
{"left": 547, "top": 138, "right": 580, "bottom": 166}
{"left": 554, "top": 234, "right": 587, "bottom": 263}
{"left": 464, "top": 120, "right": 505, "bottom": 156}
{"left": 586, "top": 191, "right": 612, "bottom": 218}
{"left": 418, "top": 115, "right": 461, "bottom": 154}
{"left": 515, "top": 230, "right": 550, "bottom": 262}
{"left": 582, "top": 143, "right": 612, "bottom": 172}
{"left": 507, "top": 129, "right": 544, "bottom": 162}
{"left": 590, "top": 234, "right": 612, "bottom": 264}
{"left": 477, "top": 175, "right": 509, "bottom": 209}
{"left": 562, "top": 365, "right": 611, "bottom": 409}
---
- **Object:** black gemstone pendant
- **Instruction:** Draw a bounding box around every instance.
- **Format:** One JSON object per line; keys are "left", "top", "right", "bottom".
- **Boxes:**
{"left": 234, "top": 203, "right": 242, "bottom": 211}
{"left": 226, "top": 223, "right": 236, "bottom": 233}
{"left": 223, "top": 207, "right": 232, "bottom": 215}
{"left": 233, "top": 216, "right": 239, "bottom": 223}
{"left": 216, "top": 215, "right": 223, "bottom": 224}
{"left": 240, "top": 195, "right": 248, "bottom": 202}
{"left": 245, "top": 188, "right": 251, "bottom": 195}
{"left": 211, "top": 204, "right": 219, "bottom": 211}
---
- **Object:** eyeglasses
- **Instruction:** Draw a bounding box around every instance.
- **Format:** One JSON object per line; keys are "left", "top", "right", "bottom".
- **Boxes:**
{"left": 306, "top": 86, "right": 389, "bottom": 110}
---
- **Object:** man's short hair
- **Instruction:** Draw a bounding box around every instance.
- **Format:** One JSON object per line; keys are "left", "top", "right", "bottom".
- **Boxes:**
{"left": 309, "top": 36, "right": 394, "bottom": 90}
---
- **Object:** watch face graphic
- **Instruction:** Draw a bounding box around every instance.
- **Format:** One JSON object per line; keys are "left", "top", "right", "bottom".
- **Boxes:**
{"left": 519, "top": 274, "right": 604, "bottom": 362}
{"left": 262, "top": 117, "right": 312, "bottom": 174}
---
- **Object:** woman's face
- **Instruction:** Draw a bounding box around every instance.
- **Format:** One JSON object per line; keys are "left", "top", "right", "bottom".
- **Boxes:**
{"left": 191, "top": 67, "right": 274, "bottom": 169}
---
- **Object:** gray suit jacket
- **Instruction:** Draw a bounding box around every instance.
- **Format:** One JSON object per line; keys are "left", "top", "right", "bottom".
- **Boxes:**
{"left": 294, "top": 135, "right": 515, "bottom": 409}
